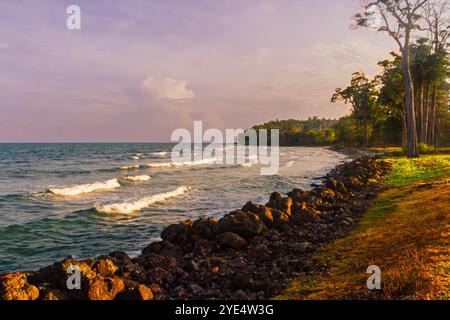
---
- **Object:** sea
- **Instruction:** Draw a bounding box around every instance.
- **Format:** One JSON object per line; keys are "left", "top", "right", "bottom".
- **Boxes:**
{"left": 0, "top": 143, "right": 349, "bottom": 273}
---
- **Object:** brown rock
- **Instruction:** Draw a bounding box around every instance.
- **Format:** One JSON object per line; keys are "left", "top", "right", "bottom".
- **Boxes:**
{"left": 161, "top": 220, "right": 193, "bottom": 244}
{"left": 242, "top": 202, "right": 274, "bottom": 225}
{"left": 87, "top": 276, "right": 125, "bottom": 300}
{"left": 217, "top": 211, "right": 265, "bottom": 240}
{"left": 93, "top": 258, "right": 118, "bottom": 278}
{"left": 0, "top": 272, "right": 39, "bottom": 300}
{"left": 217, "top": 232, "right": 248, "bottom": 249}
{"left": 117, "top": 284, "right": 153, "bottom": 300}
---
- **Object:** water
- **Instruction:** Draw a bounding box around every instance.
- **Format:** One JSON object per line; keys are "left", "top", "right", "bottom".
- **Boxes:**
{"left": 0, "top": 143, "right": 348, "bottom": 273}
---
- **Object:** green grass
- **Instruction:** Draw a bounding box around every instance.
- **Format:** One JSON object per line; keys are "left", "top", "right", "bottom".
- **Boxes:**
{"left": 383, "top": 155, "right": 450, "bottom": 186}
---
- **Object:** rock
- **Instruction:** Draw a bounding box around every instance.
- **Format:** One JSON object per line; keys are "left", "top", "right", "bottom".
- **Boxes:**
{"left": 217, "top": 211, "right": 265, "bottom": 240}
{"left": 161, "top": 220, "right": 193, "bottom": 244}
{"left": 41, "top": 289, "right": 65, "bottom": 300}
{"left": 117, "top": 284, "right": 153, "bottom": 300}
{"left": 325, "top": 178, "right": 337, "bottom": 190}
{"left": 232, "top": 289, "right": 249, "bottom": 300}
{"left": 142, "top": 240, "right": 183, "bottom": 258}
{"left": 270, "top": 209, "right": 290, "bottom": 229}
{"left": 242, "top": 202, "right": 274, "bottom": 225}
{"left": 93, "top": 258, "right": 118, "bottom": 278}
{"left": 87, "top": 276, "right": 125, "bottom": 300}
{"left": 209, "top": 256, "right": 228, "bottom": 271}
{"left": 217, "top": 232, "right": 248, "bottom": 249}
{"left": 193, "top": 239, "right": 213, "bottom": 256}
{"left": 189, "top": 283, "right": 203, "bottom": 294}
{"left": 0, "top": 272, "right": 39, "bottom": 300}
{"left": 266, "top": 193, "right": 293, "bottom": 214}
{"left": 290, "top": 206, "right": 320, "bottom": 226}
{"left": 192, "top": 218, "right": 217, "bottom": 239}
{"left": 320, "top": 188, "right": 336, "bottom": 200}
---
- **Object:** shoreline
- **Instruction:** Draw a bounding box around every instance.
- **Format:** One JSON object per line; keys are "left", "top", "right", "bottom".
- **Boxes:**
{"left": 0, "top": 155, "right": 391, "bottom": 300}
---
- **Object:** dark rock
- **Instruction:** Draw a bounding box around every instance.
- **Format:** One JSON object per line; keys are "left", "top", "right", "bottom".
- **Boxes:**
{"left": 117, "top": 284, "right": 153, "bottom": 300}
{"left": 161, "top": 220, "right": 193, "bottom": 244}
{"left": 192, "top": 218, "right": 217, "bottom": 239}
{"left": 217, "top": 211, "right": 265, "bottom": 240}
{"left": 217, "top": 232, "right": 248, "bottom": 249}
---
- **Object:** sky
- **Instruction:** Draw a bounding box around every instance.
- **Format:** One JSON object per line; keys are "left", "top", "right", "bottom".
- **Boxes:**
{"left": 0, "top": 0, "right": 397, "bottom": 142}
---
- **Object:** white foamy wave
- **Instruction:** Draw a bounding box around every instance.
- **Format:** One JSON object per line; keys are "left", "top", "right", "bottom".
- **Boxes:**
{"left": 120, "top": 165, "right": 140, "bottom": 170}
{"left": 151, "top": 151, "right": 168, "bottom": 156}
{"left": 49, "top": 179, "right": 121, "bottom": 196}
{"left": 122, "top": 175, "right": 151, "bottom": 182}
{"left": 146, "top": 162, "right": 173, "bottom": 168}
{"left": 95, "top": 186, "right": 190, "bottom": 214}
{"left": 131, "top": 156, "right": 140, "bottom": 160}
{"left": 147, "top": 158, "right": 217, "bottom": 169}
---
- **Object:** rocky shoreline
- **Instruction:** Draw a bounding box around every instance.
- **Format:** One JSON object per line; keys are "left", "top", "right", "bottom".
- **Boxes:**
{"left": 0, "top": 156, "right": 391, "bottom": 300}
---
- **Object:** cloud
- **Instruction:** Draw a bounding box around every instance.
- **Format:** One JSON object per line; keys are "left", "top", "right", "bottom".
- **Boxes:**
{"left": 141, "top": 76, "right": 194, "bottom": 100}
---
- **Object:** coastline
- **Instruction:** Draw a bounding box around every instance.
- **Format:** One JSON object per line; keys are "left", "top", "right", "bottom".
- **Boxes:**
{"left": 0, "top": 156, "right": 391, "bottom": 300}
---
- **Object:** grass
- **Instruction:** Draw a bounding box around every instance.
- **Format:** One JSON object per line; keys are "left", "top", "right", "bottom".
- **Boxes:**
{"left": 384, "top": 155, "right": 450, "bottom": 186}
{"left": 276, "top": 154, "right": 450, "bottom": 300}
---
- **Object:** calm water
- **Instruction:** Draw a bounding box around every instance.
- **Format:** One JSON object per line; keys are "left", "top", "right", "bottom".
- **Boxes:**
{"left": 0, "top": 143, "right": 348, "bottom": 273}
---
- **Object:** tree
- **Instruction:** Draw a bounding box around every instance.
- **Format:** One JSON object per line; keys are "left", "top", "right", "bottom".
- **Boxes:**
{"left": 355, "top": 0, "right": 431, "bottom": 157}
{"left": 423, "top": 1, "right": 450, "bottom": 146}
{"left": 332, "top": 72, "right": 377, "bottom": 148}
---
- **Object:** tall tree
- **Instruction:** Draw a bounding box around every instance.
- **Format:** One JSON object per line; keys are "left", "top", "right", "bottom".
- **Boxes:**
{"left": 332, "top": 72, "right": 377, "bottom": 148}
{"left": 423, "top": 1, "right": 449, "bottom": 146}
{"left": 355, "top": 0, "right": 431, "bottom": 157}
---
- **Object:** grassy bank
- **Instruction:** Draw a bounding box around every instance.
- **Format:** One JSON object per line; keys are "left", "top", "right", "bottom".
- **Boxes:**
{"left": 277, "top": 152, "right": 450, "bottom": 300}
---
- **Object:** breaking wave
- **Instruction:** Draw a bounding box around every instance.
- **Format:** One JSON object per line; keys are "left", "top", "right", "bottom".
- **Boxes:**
{"left": 48, "top": 179, "right": 121, "bottom": 196}
{"left": 94, "top": 186, "right": 190, "bottom": 214}
{"left": 122, "top": 175, "right": 151, "bottom": 182}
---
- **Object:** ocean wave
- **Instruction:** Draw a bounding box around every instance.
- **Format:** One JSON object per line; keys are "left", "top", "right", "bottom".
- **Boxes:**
{"left": 122, "top": 175, "right": 151, "bottom": 182}
{"left": 120, "top": 164, "right": 141, "bottom": 170}
{"left": 150, "top": 151, "right": 168, "bottom": 157}
{"left": 95, "top": 186, "right": 190, "bottom": 214}
{"left": 147, "top": 158, "right": 218, "bottom": 169}
{"left": 48, "top": 179, "right": 121, "bottom": 196}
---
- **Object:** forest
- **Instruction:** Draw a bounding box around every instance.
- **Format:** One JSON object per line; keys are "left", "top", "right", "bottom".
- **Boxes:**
{"left": 251, "top": 1, "right": 449, "bottom": 151}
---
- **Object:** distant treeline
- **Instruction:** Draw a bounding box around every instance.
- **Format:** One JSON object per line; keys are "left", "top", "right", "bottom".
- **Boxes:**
{"left": 249, "top": 111, "right": 449, "bottom": 148}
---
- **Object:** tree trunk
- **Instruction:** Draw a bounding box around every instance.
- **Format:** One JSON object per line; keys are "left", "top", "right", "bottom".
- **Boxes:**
{"left": 427, "top": 84, "right": 437, "bottom": 146}
{"left": 402, "top": 34, "right": 418, "bottom": 157}
{"left": 423, "top": 80, "right": 430, "bottom": 144}
{"left": 418, "top": 78, "right": 425, "bottom": 143}
{"left": 362, "top": 90, "right": 368, "bottom": 149}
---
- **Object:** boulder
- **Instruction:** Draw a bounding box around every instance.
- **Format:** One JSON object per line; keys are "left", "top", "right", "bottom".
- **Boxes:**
{"left": 217, "top": 211, "right": 265, "bottom": 240}
{"left": 217, "top": 232, "right": 248, "bottom": 249}
{"left": 242, "top": 202, "right": 273, "bottom": 225}
{"left": 192, "top": 217, "right": 217, "bottom": 239}
{"left": 117, "top": 284, "right": 153, "bottom": 300}
{"left": 87, "top": 276, "right": 125, "bottom": 300}
{"left": 0, "top": 272, "right": 39, "bottom": 300}
{"left": 266, "top": 192, "right": 293, "bottom": 214}
{"left": 161, "top": 220, "right": 193, "bottom": 244}
{"left": 142, "top": 240, "right": 183, "bottom": 258}
{"left": 92, "top": 258, "right": 118, "bottom": 278}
